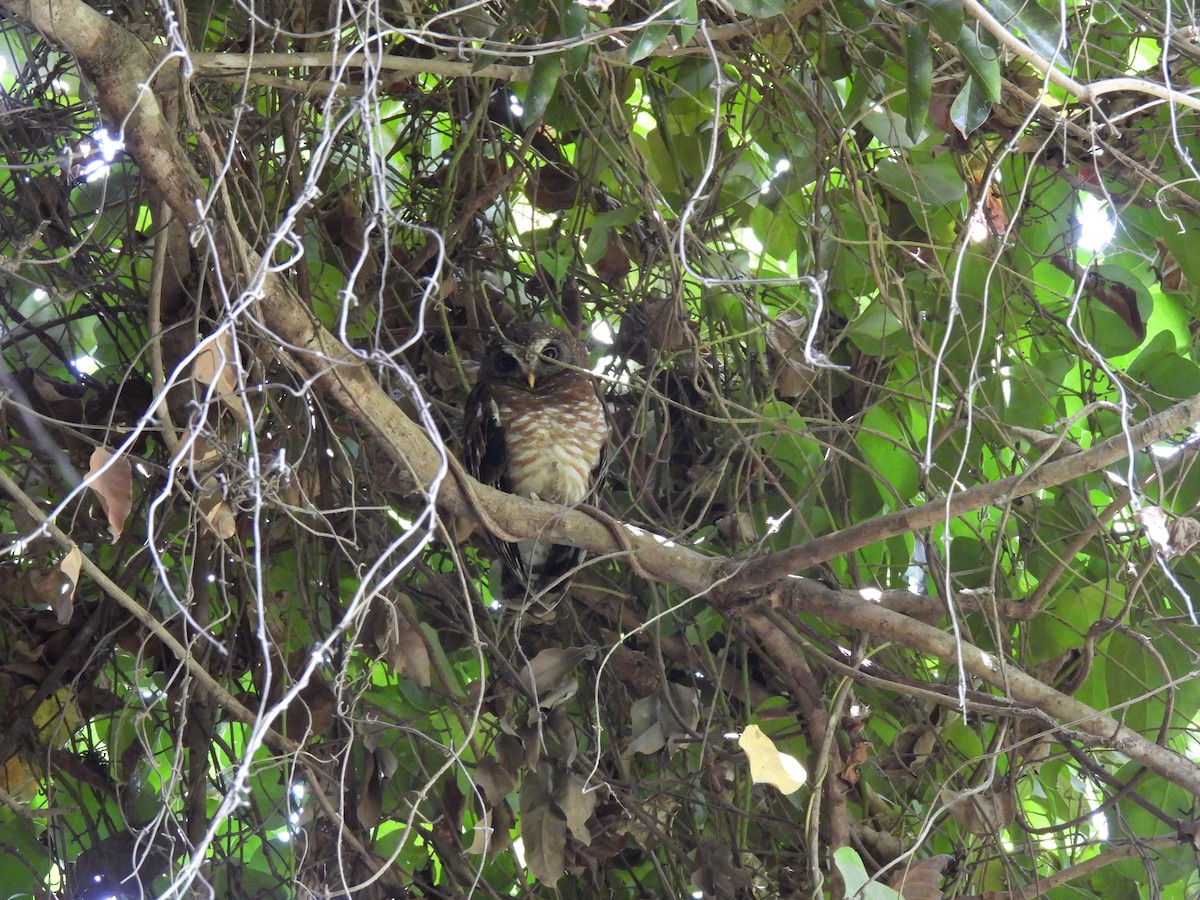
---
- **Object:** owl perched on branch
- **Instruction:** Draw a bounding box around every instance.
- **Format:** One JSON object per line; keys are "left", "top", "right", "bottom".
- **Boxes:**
{"left": 463, "top": 323, "right": 609, "bottom": 607}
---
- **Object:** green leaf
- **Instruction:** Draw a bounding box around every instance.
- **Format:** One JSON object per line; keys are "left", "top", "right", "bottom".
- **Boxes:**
{"left": 523, "top": 53, "right": 562, "bottom": 124}
{"left": 858, "top": 406, "right": 920, "bottom": 503}
{"left": 949, "top": 74, "right": 992, "bottom": 136}
{"left": 677, "top": 0, "right": 699, "bottom": 46}
{"left": 724, "top": 0, "right": 788, "bottom": 18}
{"left": 954, "top": 24, "right": 1002, "bottom": 102}
{"left": 914, "top": 0, "right": 963, "bottom": 37}
{"left": 628, "top": 9, "right": 675, "bottom": 64}
{"left": 833, "top": 847, "right": 904, "bottom": 900}
{"left": 985, "top": 0, "right": 1068, "bottom": 62}
{"left": 905, "top": 24, "right": 933, "bottom": 142}
{"left": 563, "top": 2, "right": 592, "bottom": 71}
{"left": 875, "top": 156, "right": 966, "bottom": 210}
{"left": 845, "top": 298, "right": 908, "bottom": 355}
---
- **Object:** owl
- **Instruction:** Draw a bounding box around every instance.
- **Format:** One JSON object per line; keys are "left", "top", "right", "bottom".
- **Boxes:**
{"left": 463, "top": 323, "right": 609, "bottom": 606}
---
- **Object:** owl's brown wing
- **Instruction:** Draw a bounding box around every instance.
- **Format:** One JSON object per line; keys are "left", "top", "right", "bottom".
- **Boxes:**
{"left": 462, "top": 379, "right": 511, "bottom": 494}
{"left": 463, "top": 379, "right": 531, "bottom": 602}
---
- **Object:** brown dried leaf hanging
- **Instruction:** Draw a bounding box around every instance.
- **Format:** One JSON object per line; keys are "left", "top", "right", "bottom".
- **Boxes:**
{"left": 87, "top": 447, "right": 132, "bottom": 542}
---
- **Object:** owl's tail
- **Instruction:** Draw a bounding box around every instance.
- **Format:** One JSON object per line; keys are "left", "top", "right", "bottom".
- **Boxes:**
{"left": 498, "top": 538, "right": 584, "bottom": 613}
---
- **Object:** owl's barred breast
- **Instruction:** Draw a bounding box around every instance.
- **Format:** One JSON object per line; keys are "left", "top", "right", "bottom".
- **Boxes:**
{"left": 496, "top": 397, "right": 607, "bottom": 506}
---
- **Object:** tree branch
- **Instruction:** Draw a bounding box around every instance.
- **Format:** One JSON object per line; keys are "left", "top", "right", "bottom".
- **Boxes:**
{"left": 725, "top": 395, "right": 1200, "bottom": 592}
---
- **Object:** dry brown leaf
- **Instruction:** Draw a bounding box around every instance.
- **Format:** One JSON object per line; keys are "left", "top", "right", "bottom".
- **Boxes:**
{"left": 738, "top": 724, "right": 807, "bottom": 795}
{"left": 474, "top": 759, "right": 516, "bottom": 807}
{"left": 1134, "top": 506, "right": 1200, "bottom": 559}
{"left": 0, "top": 755, "right": 39, "bottom": 801}
{"left": 55, "top": 547, "right": 83, "bottom": 625}
{"left": 520, "top": 646, "right": 595, "bottom": 711}
{"left": 29, "top": 567, "right": 70, "bottom": 617}
{"left": 839, "top": 740, "right": 870, "bottom": 787}
{"left": 390, "top": 622, "right": 432, "bottom": 687}
{"left": 940, "top": 782, "right": 1014, "bottom": 836}
{"left": 629, "top": 682, "right": 700, "bottom": 756}
{"left": 193, "top": 331, "right": 250, "bottom": 425}
{"left": 766, "top": 312, "right": 819, "bottom": 399}
{"left": 519, "top": 762, "right": 567, "bottom": 884}
{"left": 1169, "top": 516, "right": 1200, "bottom": 557}
{"left": 202, "top": 500, "right": 237, "bottom": 540}
{"left": 547, "top": 706, "right": 579, "bottom": 767}
{"left": 87, "top": 447, "right": 133, "bottom": 542}
{"left": 887, "top": 854, "right": 953, "bottom": 900}
{"left": 193, "top": 330, "right": 238, "bottom": 392}
{"left": 286, "top": 679, "right": 337, "bottom": 742}
{"left": 556, "top": 775, "right": 597, "bottom": 845}
{"left": 466, "top": 808, "right": 495, "bottom": 855}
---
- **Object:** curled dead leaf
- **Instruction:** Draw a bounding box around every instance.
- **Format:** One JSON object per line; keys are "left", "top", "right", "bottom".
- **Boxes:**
{"left": 55, "top": 547, "right": 83, "bottom": 625}
{"left": 201, "top": 499, "right": 237, "bottom": 541}
{"left": 520, "top": 646, "right": 595, "bottom": 711}
{"left": 519, "top": 762, "right": 567, "bottom": 884}
{"left": 474, "top": 759, "right": 516, "bottom": 807}
{"left": 1135, "top": 506, "right": 1200, "bottom": 558}
{"left": 886, "top": 854, "right": 953, "bottom": 900}
{"left": 193, "top": 331, "right": 249, "bottom": 424}
{"left": 1169, "top": 516, "right": 1200, "bottom": 557}
{"left": 940, "top": 781, "right": 1014, "bottom": 836}
{"left": 193, "top": 330, "right": 238, "bottom": 395}
{"left": 87, "top": 447, "right": 133, "bottom": 542}
{"left": 766, "top": 312, "right": 819, "bottom": 399}
{"left": 628, "top": 682, "right": 700, "bottom": 756}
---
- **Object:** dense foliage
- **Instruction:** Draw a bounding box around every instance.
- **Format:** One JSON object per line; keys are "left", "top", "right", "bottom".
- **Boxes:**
{"left": 1, "top": 0, "right": 1200, "bottom": 896}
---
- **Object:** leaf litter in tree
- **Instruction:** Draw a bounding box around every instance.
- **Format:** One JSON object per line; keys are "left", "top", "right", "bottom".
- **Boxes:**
{"left": 628, "top": 682, "right": 700, "bottom": 756}
{"left": 886, "top": 853, "right": 953, "bottom": 900}
{"left": 87, "top": 447, "right": 132, "bottom": 542}
{"left": 519, "top": 762, "right": 567, "bottom": 884}
{"left": 520, "top": 646, "right": 594, "bottom": 713}
{"left": 939, "top": 780, "right": 1015, "bottom": 836}
{"left": 737, "top": 724, "right": 807, "bottom": 794}
{"left": 55, "top": 546, "right": 82, "bottom": 624}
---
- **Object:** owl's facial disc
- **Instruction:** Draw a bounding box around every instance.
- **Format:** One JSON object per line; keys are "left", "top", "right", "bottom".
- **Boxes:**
{"left": 520, "top": 338, "right": 563, "bottom": 389}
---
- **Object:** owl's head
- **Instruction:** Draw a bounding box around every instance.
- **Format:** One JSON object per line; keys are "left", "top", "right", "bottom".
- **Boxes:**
{"left": 483, "top": 324, "right": 588, "bottom": 391}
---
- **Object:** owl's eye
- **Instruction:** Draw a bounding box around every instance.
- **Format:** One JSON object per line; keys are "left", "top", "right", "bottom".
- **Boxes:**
{"left": 498, "top": 354, "right": 519, "bottom": 372}
{"left": 541, "top": 345, "right": 559, "bottom": 361}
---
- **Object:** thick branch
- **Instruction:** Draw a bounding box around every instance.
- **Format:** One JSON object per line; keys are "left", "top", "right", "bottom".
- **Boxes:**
{"left": 726, "top": 394, "right": 1200, "bottom": 592}
{"left": 960, "top": 0, "right": 1200, "bottom": 113}
{"left": 752, "top": 578, "right": 1200, "bottom": 798}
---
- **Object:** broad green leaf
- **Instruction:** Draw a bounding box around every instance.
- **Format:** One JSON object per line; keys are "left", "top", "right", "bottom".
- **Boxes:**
{"left": 985, "top": 0, "right": 1068, "bottom": 62}
{"left": 914, "top": 0, "right": 963, "bottom": 38}
{"left": 724, "top": 0, "right": 788, "bottom": 17}
{"left": 563, "top": 2, "right": 591, "bottom": 71}
{"left": 833, "top": 847, "right": 904, "bottom": 900}
{"left": 875, "top": 157, "right": 967, "bottom": 210}
{"left": 858, "top": 406, "right": 920, "bottom": 503}
{"left": 905, "top": 23, "right": 933, "bottom": 142}
{"left": 954, "top": 24, "right": 1002, "bottom": 102}
{"left": 950, "top": 75, "right": 992, "bottom": 136}
{"left": 845, "top": 297, "right": 909, "bottom": 356}
{"left": 628, "top": 15, "right": 674, "bottom": 64}
{"left": 677, "top": 0, "right": 699, "bottom": 45}
{"left": 523, "top": 53, "right": 562, "bottom": 124}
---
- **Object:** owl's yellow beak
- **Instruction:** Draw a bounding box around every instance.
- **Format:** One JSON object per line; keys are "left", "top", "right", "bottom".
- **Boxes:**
{"left": 526, "top": 372, "right": 537, "bottom": 389}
